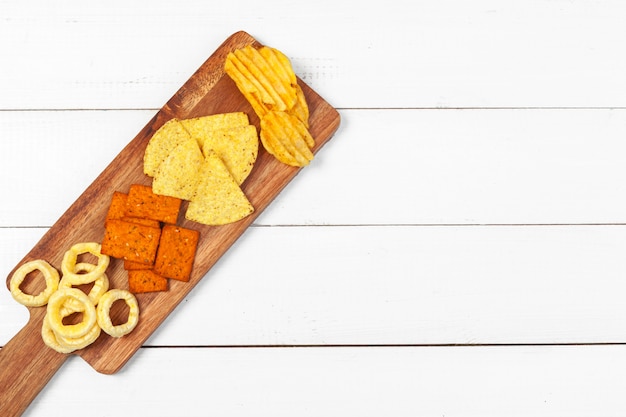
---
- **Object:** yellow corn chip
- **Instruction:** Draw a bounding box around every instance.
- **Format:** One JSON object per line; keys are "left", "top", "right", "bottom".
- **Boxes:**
{"left": 152, "top": 136, "right": 204, "bottom": 200}
{"left": 180, "top": 112, "right": 249, "bottom": 149}
{"left": 201, "top": 124, "right": 258, "bottom": 185}
{"left": 144, "top": 119, "right": 192, "bottom": 177}
{"left": 186, "top": 151, "right": 254, "bottom": 225}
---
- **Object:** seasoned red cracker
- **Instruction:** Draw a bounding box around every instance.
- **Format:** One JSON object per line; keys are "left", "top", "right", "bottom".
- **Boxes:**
{"left": 123, "top": 259, "right": 154, "bottom": 271}
{"left": 125, "top": 184, "right": 181, "bottom": 224}
{"left": 121, "top": 216, "right": 161, "bottom": 228}
{"left": 105, "top": 191, "right": 128, "bottom": 222}
{"left": 128, "top": 269, "right": 168, "bottom": 293}
{"left": 154, "top": 225, "right": 200, "bottom": 282}
{"left": 101, "top": 218, "right": 161, "bottom": 265}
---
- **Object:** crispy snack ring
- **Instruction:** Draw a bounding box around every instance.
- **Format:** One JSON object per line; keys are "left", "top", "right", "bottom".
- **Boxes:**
{"left": 41, "top": 315, "right": 76, "bottom": 354}
{"left": 59, "top": 262, "right": 110, "bottom": 305}
{"left": 61, "top": 242, "right": 110, "bottom": 285}
{"left": 54, "top": 317, "right": 101, "bottom": 351}
{"left": 97, "top": 289, "right": 139, "bottom": 338}
{"left": 10, "top": 259, "right": 60, "bottom": 307}
{"left": 47, "top": 288, "right": 97, "bottom": 339}
{"left": 42, "top": 303, "right": 101, "bottom": 353}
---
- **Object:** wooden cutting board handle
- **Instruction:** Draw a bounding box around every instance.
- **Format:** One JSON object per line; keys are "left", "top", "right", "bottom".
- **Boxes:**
{"left": 0, "top": 309, "right": 68, "bottom": 416}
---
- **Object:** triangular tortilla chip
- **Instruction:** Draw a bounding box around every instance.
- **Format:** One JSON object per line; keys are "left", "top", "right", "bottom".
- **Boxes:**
{"left": 185, "top": 151, "right": 254, "bottom": 225}
{"left": 201, "top": 124, "right": 258, "bottom": 185}
{"left": 143, "top": 118, "right": 192, "bottom": 177}
{"left": 152, "top": 136, "right": 204, "bottom": 201}
{"left": 180, "top": 112, "right": 249, "bottom": 149}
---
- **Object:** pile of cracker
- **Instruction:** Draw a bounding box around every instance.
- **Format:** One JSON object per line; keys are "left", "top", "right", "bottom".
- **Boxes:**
{"left": 102, "top": 184, "right": 198, "bottom": 293}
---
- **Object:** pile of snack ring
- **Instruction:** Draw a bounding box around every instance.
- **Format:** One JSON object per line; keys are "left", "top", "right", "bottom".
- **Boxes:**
{"left": 9, "top": 242, "right": 139, "bottom": 353}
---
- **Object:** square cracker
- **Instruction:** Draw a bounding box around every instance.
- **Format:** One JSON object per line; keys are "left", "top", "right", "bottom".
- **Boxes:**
{"left": 125, "top": 184, "right": 181, "bottom": 224}
{"left": 128, "top": 269, "right": 168, "bottom": 293}
{"left": 154, "top": 225, "right": 200, "bottom": 282}
{"left": 101, "top": 219, "right": 161, "bottom": 265}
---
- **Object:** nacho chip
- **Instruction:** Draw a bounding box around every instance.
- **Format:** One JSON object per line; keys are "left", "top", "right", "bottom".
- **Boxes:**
{"left": 101, "top": 219, "right": 161, "bottom": 265}
{"left": 186, "top": 151, "right": 254, "bottom": 225}
{"left": 201, "top": 124, "right": 258, "bottom": 185}
{"left": 180, "top": 112, "right": 249, "bottom": 149}
{"left": 152, "top": 136, "right": 204, "bottom": 201}
{"left": 125, "top": 184, "right": 181, "bottom": 224}
{"left": 128, "top": 269, "right": 168, "bottom": 293}
{"left": 154, "top": 225, "right": 200, "bottom": 282}
{"left": 144, "top": 118, "right": 192, "bottom": 177}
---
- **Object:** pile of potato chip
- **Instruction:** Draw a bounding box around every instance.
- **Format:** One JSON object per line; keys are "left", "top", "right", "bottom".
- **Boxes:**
{"left": 224, "top": 44, "right": 315, "bottom": 167}
{"left": 144, "top": 112, "right": 256, "bottom": 225}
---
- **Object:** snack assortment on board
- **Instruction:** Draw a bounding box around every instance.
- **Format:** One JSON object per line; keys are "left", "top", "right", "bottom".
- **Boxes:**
{"left": 7, "top": 41, "right": 316, "bottom": 355}
{"left": 224, "top": 44, "right": 314, "bottom": 167}
{"left": 9, "top": 242, "right": 140, "bottom": 353}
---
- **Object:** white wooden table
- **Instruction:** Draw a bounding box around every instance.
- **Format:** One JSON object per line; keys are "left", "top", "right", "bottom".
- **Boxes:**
{"left": 3, "top": 1, "right": 626, "bottom": 415}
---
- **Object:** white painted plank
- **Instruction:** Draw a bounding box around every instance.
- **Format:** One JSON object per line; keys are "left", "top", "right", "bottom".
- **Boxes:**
{"left": 14, "top": 345, "right": 626, "bottom": 416}
{"left": 2, "top": 109, "right": 626, "bottom": 227}
{"left": 4, "top": 225, "right": 626, "bottom": 347}
{"left": 2, "top": 0, "right": 626, "bottom": 109}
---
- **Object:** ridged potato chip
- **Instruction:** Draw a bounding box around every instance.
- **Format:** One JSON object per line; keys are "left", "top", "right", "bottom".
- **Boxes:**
{"left": 261, "top": 111, "right": 314, "bottom": 167}
{"left": 225, "top": 45, "right": 298, "bottom": 115}
{"left": 224, "top": 44, "right": 315, "bottom": 167}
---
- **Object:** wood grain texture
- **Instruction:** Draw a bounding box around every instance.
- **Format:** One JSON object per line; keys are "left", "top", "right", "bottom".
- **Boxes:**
{"left": 0, "top": 31, "right": 339, "bottom": 415}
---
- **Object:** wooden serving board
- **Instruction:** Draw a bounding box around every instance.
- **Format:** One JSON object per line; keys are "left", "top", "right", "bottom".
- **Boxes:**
{"left": 0, "top": 31, "right": 340, "bottom": 416}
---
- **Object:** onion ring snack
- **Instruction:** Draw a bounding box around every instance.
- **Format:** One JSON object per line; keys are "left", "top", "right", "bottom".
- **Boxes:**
{"left": 61, "top": 242, "right": 110, "bottom": 285}
{"left": 97, "top": 289, "right": 139, "bottom": 338}
{"left": 54, "top": 318, "right": 101, "bottom": 351}
{"left": 47, "top": 288, "right": 97, "bottom": 339}
{"left": 59, "top": 262, "right": 110, "bottom": 305}
{"left": 41, "top": 316, "right": 76, "bottom": 354}
{"left": 10, "top": 259, "right": 60, "bottom": 307}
